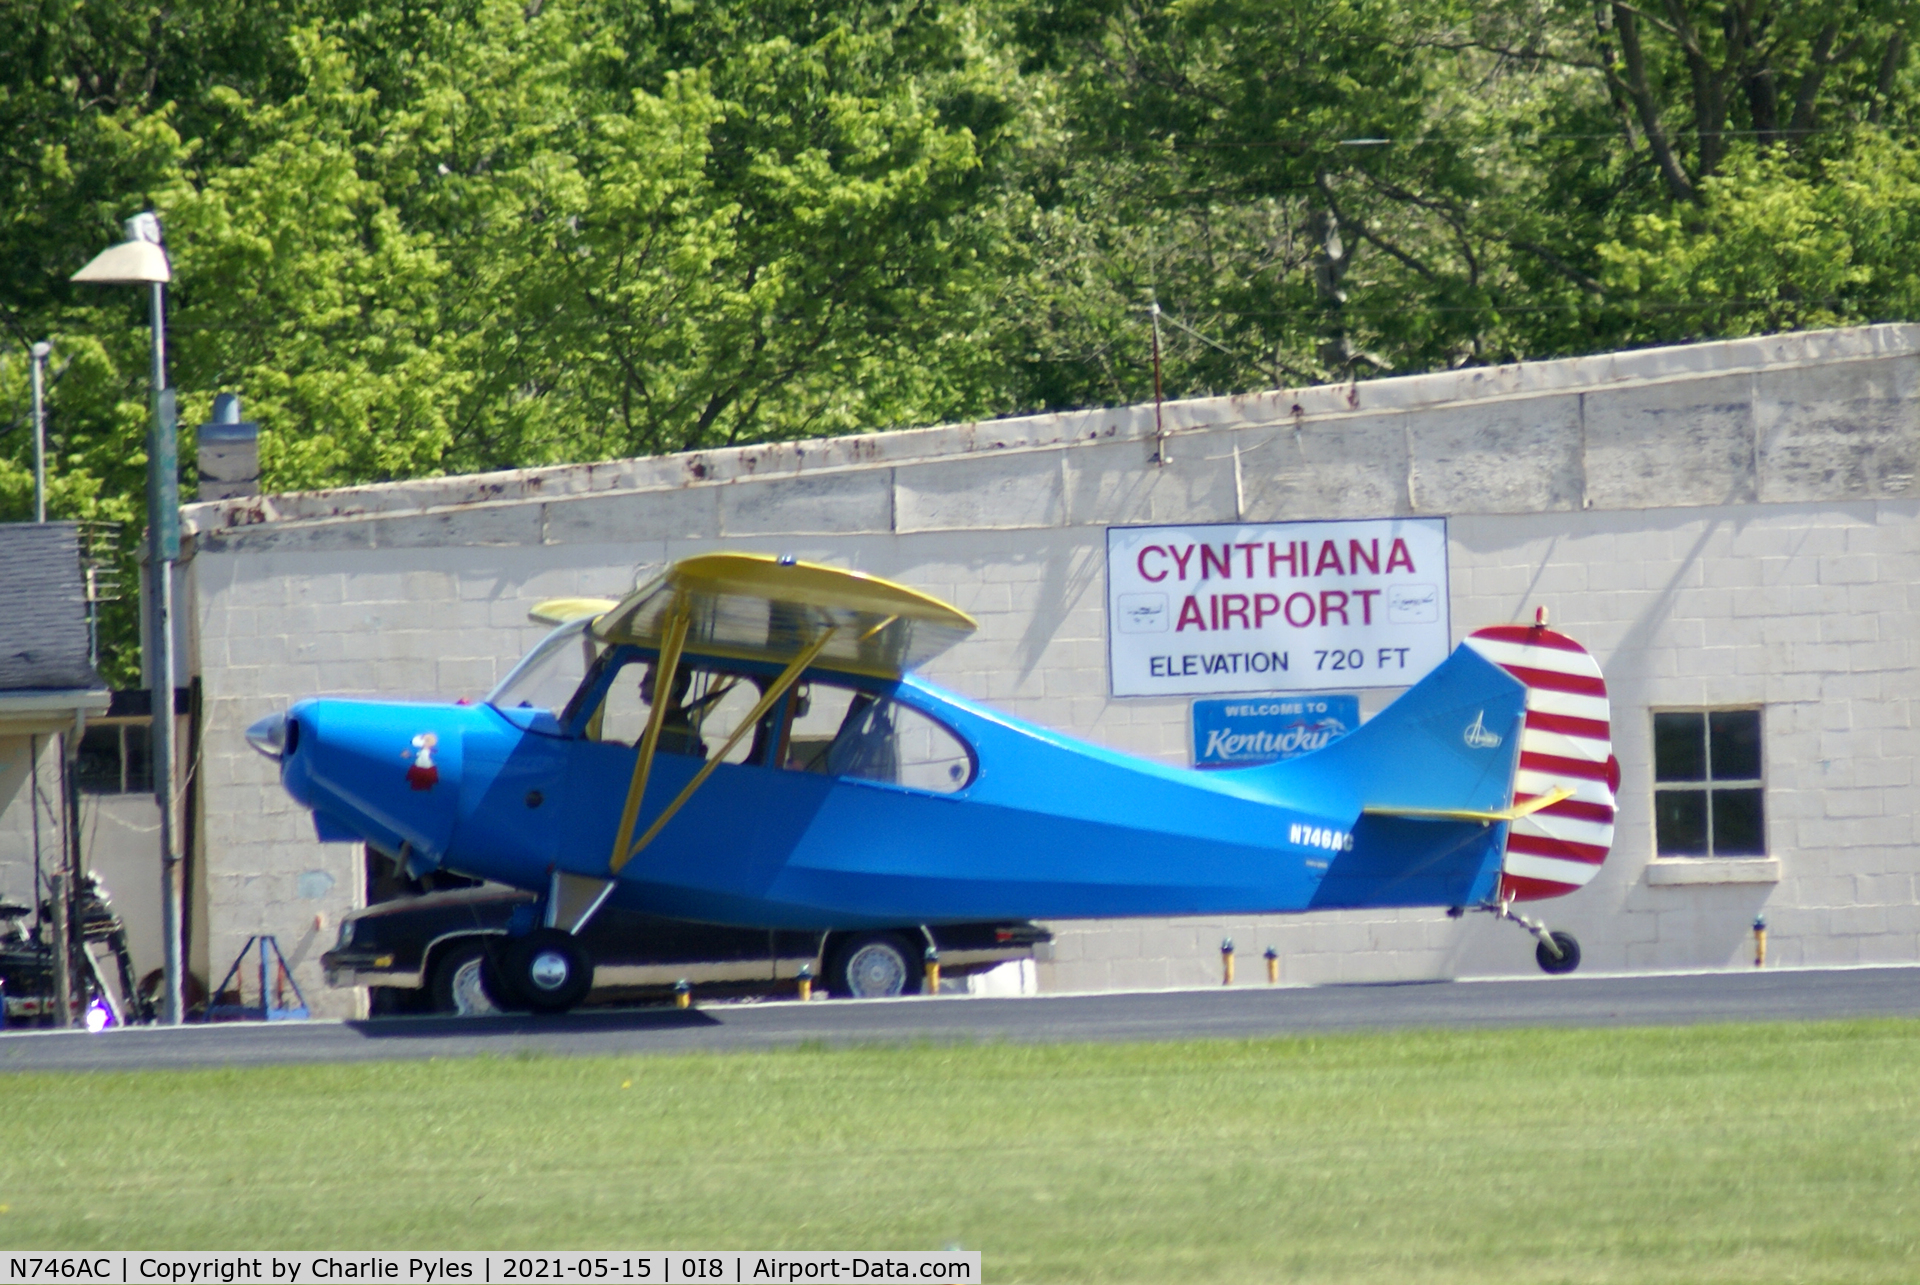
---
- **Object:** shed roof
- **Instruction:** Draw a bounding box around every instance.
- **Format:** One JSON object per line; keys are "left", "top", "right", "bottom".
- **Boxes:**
{"left": 0, "top": 523, "right": 106, "bottom": 694}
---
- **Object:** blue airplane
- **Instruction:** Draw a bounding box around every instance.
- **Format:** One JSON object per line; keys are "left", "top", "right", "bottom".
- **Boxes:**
{"left": 249, "top": 553, "right": 1617, "bottom": 1012}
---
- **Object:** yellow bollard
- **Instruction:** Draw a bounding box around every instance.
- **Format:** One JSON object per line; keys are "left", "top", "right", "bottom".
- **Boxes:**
{"left": 796, "top": 965, "right": 813, "bottom": 1002}
{"left": 924, "top": 947, "right": 941, "bottom": 995}
{"left": 673, "top": 978, "right": 691, "bottom": 1009}
{"left": 1264, "top": 947, "right": 1279, "bottom": 984}
{"left": 1220, "top": 937, "right": 1235, "bottom": 986}
{"left": 1753, "top": 916, "right": 1767, "bottom": 968}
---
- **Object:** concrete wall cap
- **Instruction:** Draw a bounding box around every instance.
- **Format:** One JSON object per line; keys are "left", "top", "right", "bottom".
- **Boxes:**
{"left": 178, "top": 323, "right": 1920, "bottom": 541}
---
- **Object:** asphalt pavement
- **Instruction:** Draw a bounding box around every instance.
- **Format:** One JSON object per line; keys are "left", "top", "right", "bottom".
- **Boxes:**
{"left": 4, "top": 965, "right": 1918, "bottom": 1073}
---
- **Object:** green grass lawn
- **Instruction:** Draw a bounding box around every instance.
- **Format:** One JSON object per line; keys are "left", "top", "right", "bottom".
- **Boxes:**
{"left": 3, "top": 1020, "right": 1918, "bottom": 1283}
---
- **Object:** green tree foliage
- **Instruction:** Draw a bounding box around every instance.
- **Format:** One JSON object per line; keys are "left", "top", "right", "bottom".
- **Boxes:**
{"left": 1598, "top": 133, "right": 1920, "bottom": 340}
{"left": 163, "top": 26, "right": 470, "bottom": 490}
{"left": 1000, "top": 0, "right": 1917, "bottom": 397}
{"left": 2, "top": 0, "right": 1917, "bottom": 683}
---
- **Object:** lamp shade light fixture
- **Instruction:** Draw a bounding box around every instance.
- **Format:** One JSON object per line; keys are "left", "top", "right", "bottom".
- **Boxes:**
{"left": 71, "top": 239, "right": 171, "bottom": 285}
{"left": 71, "top": 213, "right": 171, "bottom": 285}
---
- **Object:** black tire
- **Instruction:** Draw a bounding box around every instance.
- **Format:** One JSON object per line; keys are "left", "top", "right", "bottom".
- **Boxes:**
{"left": 368, "top": 985, "right": 432, "bottom": 1017}
{"left": 477, "top": 949, "right": 523, "bottom": 1012}
{"left": 429, "top": 939, "right": 504, "bottom": 1016}
{"left": 828, "top": 933, "right": 922, "bottom": 998}
{"left": 1535, "top": 931, "right": 1581, "bottom": 975}
{"left": 500, "top": 928, "right": 594, "bottom": 1013}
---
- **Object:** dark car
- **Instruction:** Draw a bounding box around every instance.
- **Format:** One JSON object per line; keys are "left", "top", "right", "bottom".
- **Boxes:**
{"left": 321, "top": 885, "right": 1052, "bottom": 1015}
{"left": 0, "top": 903, "right": 58, "bottom": 1026}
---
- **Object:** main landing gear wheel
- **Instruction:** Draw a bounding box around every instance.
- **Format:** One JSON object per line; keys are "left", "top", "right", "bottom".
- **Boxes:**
{"left": 499, "top": 928, "right": 594, "bottom": 1013}
{"left": 829, "top": 933, "right": 922, "bottom": 998}
{"left": 1535, "top": 931, "right": 1581, "bottom": 975}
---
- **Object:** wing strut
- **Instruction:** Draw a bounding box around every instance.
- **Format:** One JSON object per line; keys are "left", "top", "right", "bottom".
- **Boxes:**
{"left": 608, "top": 623, "right": 840, "bottom": 875}
{"left": 606, "top": 597, "right": 692, "bottom": 875}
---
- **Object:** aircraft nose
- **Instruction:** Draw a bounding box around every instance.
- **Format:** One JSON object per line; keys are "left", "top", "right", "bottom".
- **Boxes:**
{"left": 280, "top": 700, "right": 465, "bottom": 862}
{"left": 246, "top": 711, "right": 289, "bottom": 760}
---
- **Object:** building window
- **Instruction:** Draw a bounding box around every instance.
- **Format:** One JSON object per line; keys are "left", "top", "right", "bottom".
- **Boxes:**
{"left": 1652, "top": 709, "right": 1764, "bottom": 857}
{"left": 75, "top": 723, "right": 153, "bottom": 795}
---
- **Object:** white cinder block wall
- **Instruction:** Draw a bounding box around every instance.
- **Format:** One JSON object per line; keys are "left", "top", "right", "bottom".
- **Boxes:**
{"left": 0, "top": 735, "right": 59, "bottom": 908}
{"left": 180, "top": 325, "right": 1919, "bottom": 1015}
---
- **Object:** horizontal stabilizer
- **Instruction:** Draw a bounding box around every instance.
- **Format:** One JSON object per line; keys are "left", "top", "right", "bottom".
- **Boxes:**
{"left": 1362, "top": 785, "right": 1573, "bottom": 825}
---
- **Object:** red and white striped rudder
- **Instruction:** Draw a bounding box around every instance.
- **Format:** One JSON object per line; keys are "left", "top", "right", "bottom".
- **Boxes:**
{"left": 1465, "top": 623, "right": 1618, "bottom": 901}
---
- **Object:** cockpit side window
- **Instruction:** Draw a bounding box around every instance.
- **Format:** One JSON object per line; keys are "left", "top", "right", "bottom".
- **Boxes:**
{"left": 564, "top": 652, "right": 974, "bottom": 791}
{"left": 577, "top": 652, "right": 771, "bottom": 766}
{"left": 782, "top": 679, "right": 973, "bottom": 793}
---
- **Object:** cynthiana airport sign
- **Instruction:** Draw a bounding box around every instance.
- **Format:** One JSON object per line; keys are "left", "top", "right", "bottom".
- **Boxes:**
{"left": 1105, "top": 518, "right": 1450, "bottom": 697}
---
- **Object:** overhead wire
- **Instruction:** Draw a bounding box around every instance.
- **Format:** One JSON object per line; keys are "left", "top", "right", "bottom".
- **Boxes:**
{"left": 1046, "top": 118, "right": 1917, "bottom": 156}
{"left": 1216, "top": 297, "right": 1883, "bottom": 316}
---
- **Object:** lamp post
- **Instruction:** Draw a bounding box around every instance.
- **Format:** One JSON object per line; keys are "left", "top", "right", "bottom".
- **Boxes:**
{"left": 72, "top": 212, "right": 183, "bottom": 1025}
{"left": 30, "top": 340, "right": 51, "bottom": 522}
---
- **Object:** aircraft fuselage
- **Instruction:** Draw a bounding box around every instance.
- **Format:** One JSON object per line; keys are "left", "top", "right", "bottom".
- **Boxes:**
{"left": 272, "top": 642, "right": 1527, "bottom": 929}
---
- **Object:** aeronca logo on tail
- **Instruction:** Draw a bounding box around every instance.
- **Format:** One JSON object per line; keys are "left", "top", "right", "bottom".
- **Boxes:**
{"left": 1107, "top": 518, "right": 1450, "bottom": 697}
{"left": 1462, "top": 711, "right": 1503, "bottom": 749}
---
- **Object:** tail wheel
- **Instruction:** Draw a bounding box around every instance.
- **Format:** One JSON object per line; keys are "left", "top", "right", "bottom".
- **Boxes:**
{"left": 829, "top": 933, "right": 922, "bottom": 998}
{"left": 1535, "top": 931, "right": 1581, "bottom": 975}
{"left": 500, "top": 928, "right": 594, "bottom": 1013}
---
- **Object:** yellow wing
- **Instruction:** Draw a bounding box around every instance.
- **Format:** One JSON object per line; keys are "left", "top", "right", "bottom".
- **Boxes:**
{"left": 592, "top": 553, "right": 977, "bottom": 678}
{"left": 528, "top": 596, "right": 620, "bottom": 626}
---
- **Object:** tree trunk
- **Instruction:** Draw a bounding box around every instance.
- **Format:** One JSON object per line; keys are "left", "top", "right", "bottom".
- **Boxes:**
{"left": 1869, "top": 32, "right": 1907, "bottom": 125}
{"left": 1307, "top": 181, "right": 1356, "bottom": 377}
{"left": 1610, "top": 4, "right": 1699, "bottom": 202}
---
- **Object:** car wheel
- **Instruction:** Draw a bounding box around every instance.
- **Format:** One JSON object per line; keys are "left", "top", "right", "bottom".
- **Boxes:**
{"left": 501, "top": 928, "right": 594, "bottom": 1013}
{"left": 829, "top": 933, "right": 922, "bottom": 998}
{"left": 429, "top": 940, "right": 502, "bottom": 1016}
{"left": 368, "top": 985, "right": 431, "bottom": 1017}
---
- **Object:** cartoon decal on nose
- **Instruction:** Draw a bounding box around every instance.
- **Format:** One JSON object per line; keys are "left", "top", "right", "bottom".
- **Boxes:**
{"left": 405, "top": 732, "right": 440, "bottom": 790}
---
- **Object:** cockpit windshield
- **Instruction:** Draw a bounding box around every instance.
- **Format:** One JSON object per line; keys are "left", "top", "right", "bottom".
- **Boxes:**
{"left": 487, "top": 617, "right": 597, "bottom": 718}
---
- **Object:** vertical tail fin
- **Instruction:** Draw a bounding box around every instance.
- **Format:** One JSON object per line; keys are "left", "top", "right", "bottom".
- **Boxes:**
{"left": 1240, "top": 640, "right": 1529, "bottom": 819}
{"left": 1255, "top": 642, "right": 1528, "bottom": 911}
{"left": 1464, "top": 625, "right": 1618, "bottom": 901}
